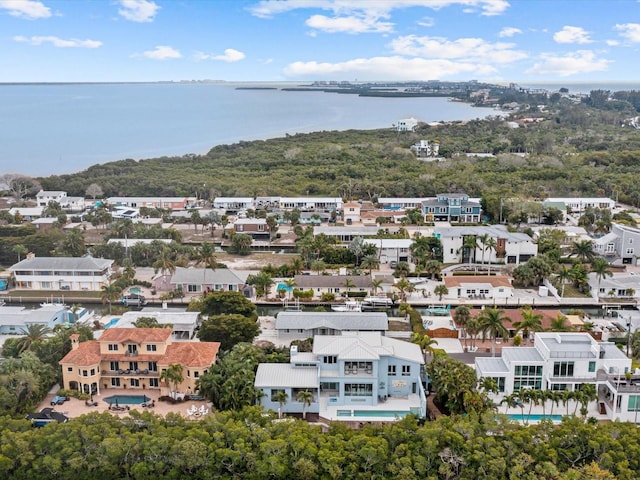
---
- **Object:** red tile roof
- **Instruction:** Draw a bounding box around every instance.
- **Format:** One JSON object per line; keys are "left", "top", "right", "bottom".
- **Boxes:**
{"left": 60, "top": 340, "right": 101, "bottom": 366}
{"left": 444, "top": 275, "right": 512, "bottom": 288}
{"left": 466, "top": 308, "right": 564, "bottom": 330}
{"left": 100, "top": 328, "right": 172, "bottom": 344}
{"left": 161, "top": 342, "right": 220, "bottom": 368}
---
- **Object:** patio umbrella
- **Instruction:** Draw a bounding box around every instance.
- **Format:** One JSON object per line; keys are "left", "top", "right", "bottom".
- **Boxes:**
{"left": 115, "top": 399, "right": 119, "bottom": 408}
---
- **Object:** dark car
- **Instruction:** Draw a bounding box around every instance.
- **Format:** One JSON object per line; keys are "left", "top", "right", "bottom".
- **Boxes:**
{"left": 51, "top": 395, "right": 69, "bottom": 406}
{"left": 120, "top": 293, "right": 147, "bottom": 307}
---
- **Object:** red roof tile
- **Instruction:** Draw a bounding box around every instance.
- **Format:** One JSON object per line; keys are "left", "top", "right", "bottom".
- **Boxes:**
{"left": 161, "top": 342, "right": 220, "bottom": 368}
{"left": 100, "top": 328, "right": 172, "bottom": 344}
{"left": 60, "top": 340, "right": 101, "bottom": 366}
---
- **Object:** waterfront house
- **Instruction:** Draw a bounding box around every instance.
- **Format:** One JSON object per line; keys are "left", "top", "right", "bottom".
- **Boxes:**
{"left": 232, "top": 218, "right": 270, "bottom": 240}
{"left": 443, "top": 275, "right": 514, "bottom": 301}
{"left": 274, "top": 311, "right": 389, "bottom": 343}
{"left": 59, "top": 328, "right": 220, "bottom": 396}
{"left": 0, "top": 303, "right": 92, "bottom": 335}
{"left": 10, "top": 255, "right": 114, "bottom": 291}
{"left": 593, "top": 223, "right": 640, "bottom": 265}
{"left": 421, "top": 193, "right": 481, "bottom": 223}
{"left": 107, "top": 196, "right": 197, "bottom": 210}
{"left": 363, "top": 238, "right": 413, "bottom": 265}
{"left": 117, "top": 307, "right": 201, "bottom": 340}
{"left": 212, "top": 197, "right": 255, "bottom": 213}
{"left": 313, "top": 226, "right": 381, "bottom": 243}
{"left": 293, "top": 274, "right": 372, "bottom": 299}
{"left": 164, "top": 266, "right": 246, "bottom": 295}
{"left": 255, "top": 331, "right": 426, "bottom": 422}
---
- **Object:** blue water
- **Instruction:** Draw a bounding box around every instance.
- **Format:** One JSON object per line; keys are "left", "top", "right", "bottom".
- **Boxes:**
{"left": 507, "top": 413, "right": 565, "bottom": 422}
{"left": 276, "top": 283, "right": 293, "bottom": 292}
{"left": 104, "top": 395, "right": 150, "bottom": 405}
{"left": 0, "top": 83, "right": 494, "bottom": 176}
{"left": 104, "top": 318, "right": 120, "bottom": 329}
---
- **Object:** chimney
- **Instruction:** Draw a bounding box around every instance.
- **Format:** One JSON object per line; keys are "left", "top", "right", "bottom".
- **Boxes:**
{"left": 70, "top": 334, "right": 80, "bottom": 350}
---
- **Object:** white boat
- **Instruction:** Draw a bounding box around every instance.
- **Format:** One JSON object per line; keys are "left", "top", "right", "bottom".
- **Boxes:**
{"left": 331, "top": 300, "right": 362, "bottom": 312}
{"left": 362, "top": 295, "right": 393, "bottom": 308}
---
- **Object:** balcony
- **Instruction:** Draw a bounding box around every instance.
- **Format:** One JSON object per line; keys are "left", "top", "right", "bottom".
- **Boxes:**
{"left": 102, "top": 369, "right": 159, "bottom": 377}
{"left": 125, "top": 351, "right": 139, "bottom": 358}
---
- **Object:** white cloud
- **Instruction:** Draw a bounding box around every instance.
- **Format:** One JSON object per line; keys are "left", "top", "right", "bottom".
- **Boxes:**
{"left": 195, "top": 48, "right": 246, "bottom": 62}
{"left": 615, "top": 23, "right": 640, "bottom": 43}
{"left": 306, "top": 14, "right": 393, "bottom": 33}
{"left": 553, "top": 26, "right": 592, "bottom": 44}
{"left": 141, "top": 45, "right": 181, "bottom": 60}
{"left": 284, "top": 55, "right": 497, "bottom": 80}
{"left": 0, "top": 0, "right": 51, "bottom": 19}
{"left": 417, "top": 16, "right": 435, "bottom": 27}
{"left": 249, "top": 0, "right": 510, "bottom": 20}
{"left": 14, "top": 35, "right": 102, "bottom": 48}
{"left": 499, "top": 27, "right": 521, "bottom": 38}
{"left": 525, "top": 50, "right": 610, "bottom": 77}
{"left": 389, "top": 35, "right": 527, "bottom": 63}
{"left": 606, "top": 39, "right": 620, "bottom": 46}
{"left": 118, "top": 0, "right": 159, "bottom": 23}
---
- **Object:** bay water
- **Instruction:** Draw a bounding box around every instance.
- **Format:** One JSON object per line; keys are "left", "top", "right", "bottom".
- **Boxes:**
{"left": 0, "top": 82, "right": 495, "bottom": 177}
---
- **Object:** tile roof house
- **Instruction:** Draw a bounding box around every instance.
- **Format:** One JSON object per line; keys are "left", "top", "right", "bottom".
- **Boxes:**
{"left": 443, "top": 275, "right": 514, "bottom": 300}
{"left": 59, "top": 328, "right": 220, "bottom": 396}
{"left": 10, "top": 256, "right": 114, "bottom": 291}
{"left": 255, "top": 331, "right": 426, "bottom": 423}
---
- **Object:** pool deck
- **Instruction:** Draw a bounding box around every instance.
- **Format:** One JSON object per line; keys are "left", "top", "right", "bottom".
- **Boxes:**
{"left": 36, "top": 389, "right": 212, "bottom": 420}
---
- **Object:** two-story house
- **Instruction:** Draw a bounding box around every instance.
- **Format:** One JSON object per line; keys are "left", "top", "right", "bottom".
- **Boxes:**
{"left": 475, "top": 332, "right": 639, "bottom": 422}
{"left": 107, "top": 196, "right": 197, "bottom": 210}
{"left": 255, "top": 331, "right": 426, "bottom": 422}
{"left": 36, "top": 190, "right": 67, "bottom": 207}
{"left": 594, "top": 223, "right": 640, "bottom": 265}
{"left": 342, "top": 201, "right": 361, "bottom": 225}
{"left": 363, "top": 238, "right": 413, "bottom": 265}
{"left": 231, "top": 218, "right": 270, "bottom": 240}
{"left": 10, "top": 255, "right": 114, "bottom": 291}
{"left": 59, "top": 328, "right": 220, "bottom": 396}
{"left": 422, "top": 193, "right": 481, "bottom": 223}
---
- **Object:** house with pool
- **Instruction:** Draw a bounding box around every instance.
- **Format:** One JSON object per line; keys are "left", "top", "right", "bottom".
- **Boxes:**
{"left": 0, "top": 303, "right": 92, "bottom": 334}
{"left": 475, "top": 332, "right": 640, "bottom": 423}
{"left": 254, "top": 331, "right": 427, "bottom": 423}
{"left": 59, "top": 328, "right": 220, "bottom": 396}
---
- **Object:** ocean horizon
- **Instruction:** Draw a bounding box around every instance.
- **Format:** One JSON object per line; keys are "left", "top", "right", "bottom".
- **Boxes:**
{"left": 1, "top": 82, "right": 495, "bottom": 177}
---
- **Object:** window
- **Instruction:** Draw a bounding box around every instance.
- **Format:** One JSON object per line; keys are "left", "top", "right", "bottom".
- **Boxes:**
{"left": 149, "top": 378, "right": 159, "bottom": 388}
{"left": 194, "top": 371, "right": 199, "bottom": 378}
{"left": 90, "top": 369, "right": 95, "bottom": 376}
{"left": 187, "top": 370, "right": 191, "bottom": 378}
{"left": 130, "top": 378, "right": 139, "bottom": 387}
{"left": 401, "top": 365, "right": 411, "bottom": 376}
{"left": 111, "top": 378, "right": 121, "bottom": 387}
{"left": 345, "top": 361, "right": 373, "bottom": 374}
{"left": 187, "top": 284, "right": 199, "bottom": 293}
{"left": 629, "top": 395, "right": 640, "bottom": 412}
{"left": 148, "top": 362, "right": 157, "bottom": 372}
{"left": 82, "top": 370, "right": 88, "bottom": 377}
{"left": 41, "top": 281, "right": 51, "bottom": 289}
{"left": 513, "top": 364, "right": 543, "bottom": 390}
{"left": 626, "top": 248, "right": 634, "bottom": 255}
{"left": 323, "top": 356, "right": 337, "bottom": 364}
{"left": 588, "top": 361, "right": 596, "bottom": 373}
{"left": 553, "top": 361, "right": 575, "bottom": 377}
{"left": 67, "top": 367, "right": 73, "bottom": 372}
{"left": 108, "top": 344, "right": 119, "bottom": 351}
{"left": 129, "top": 362, "right": 138, "bottom": 371}
{"left": 146, "top": 344, "right": 157, "bottom": 352}
{"left": 489, "top": 377, "right": 505, "bottom": 393}
{"left": 271, "top": 388, "right": 285, "bottom": 401}
{"left": 551, "top": 384, "right": 567, "bottom": 391}
{"left": 388, "top": 365, "right": 396, "bottom": 376}
{"left": 344, "top": 384, "right": 373, "bottom": 396}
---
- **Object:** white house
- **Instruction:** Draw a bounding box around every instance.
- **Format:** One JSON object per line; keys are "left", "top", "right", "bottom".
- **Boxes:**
{"left": 545, "top": 197, "right": 616, "bottom": 214}
{"left": 36, "top": 190, "right": 67, "bottom": 207}
{"left": 378, "top": 197, "right": 427, "bottom": 211}
{"left": 0, "top": 303, "right": 92, "bottom": 335}
{"left": 255, "top": 331, "right": 427, "bottom": 422}
{"left": 279, "top": 197, "right": 343, "bottom": 212}
{"left": 443, "top": 275, "right": 514, "bottom": 300}
{"left": 107, "top": 196, "right": 197, "bottom": 210}
{"left": 594, "top": 223, "right": 640, "bottom": 265}
{"left": 8, "top": 207, "right": 44, "bottom": 221}
{"left": 274, "top": 311, "right": 389, "bottom": 343}
{"left": 396, "top": 117, "right": 419, "bottom": 132}
{"left": 363, "top": 238, "right": 413, "bottom": 265}
{"left": 436, "top": 225, "right": 537, "bottom": 265}
{"left": 117, "top": 308, "right": 201, "bottom": 340}
{"left": 313, "top": 226, "right": 381, "bottom": 243}
{"left": 212, "top": 197, "right": 255, "bottom": 212}
{"left": 342, "top": 202, "right": 361, "bottom": 225}
{"left": 593, "top": 274, "right": 639, "bottom": 301}
{"left": 165, "top": 267, "right": 246, "bottom": 295}
{"left": 410, "top": 140, "right": 440, "bottom": 157}
{"left": 10, "top": 256, "right": 114, "bottom": 291}
{"left": 475, "top": 332, "right": 640, "bottom": 422}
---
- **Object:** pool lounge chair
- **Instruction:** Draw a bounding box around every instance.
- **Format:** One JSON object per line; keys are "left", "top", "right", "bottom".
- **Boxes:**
{"left": 186, "top": 405, "right": 198, "bottom": 416}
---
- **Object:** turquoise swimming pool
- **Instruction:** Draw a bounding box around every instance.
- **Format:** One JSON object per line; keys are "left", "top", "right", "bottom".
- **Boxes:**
{"left": 276, "top": 283, "right": 293, "bottom": 292}
{"left": 104, "top": 395, "right": 151, "bottom": 405}
{"left": 507, "top": 413, "right": 565, "bottom": 422}
{"left": 104, "top": 318, "right": 120, "bottom": 329}
{"left": 337, "top": 410, "right": 411, "bottom": 418}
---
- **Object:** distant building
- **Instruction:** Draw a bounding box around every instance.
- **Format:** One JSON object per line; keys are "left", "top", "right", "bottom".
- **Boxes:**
{"left": 422, "top": 193, "right": 481, "bottom": 223}
{"left": 410, "top": 140, "right": 440, "bottom": 157}
{"left": 396, "top": 117, "right": 419, "bottom": 132}
{"left": 10, "top": 256, "right": 114, "bottom": 291}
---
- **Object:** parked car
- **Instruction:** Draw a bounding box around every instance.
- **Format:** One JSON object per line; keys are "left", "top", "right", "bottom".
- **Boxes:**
{"left": 51, "top": 395, "right": 69, "bottom": 406}
{"left": 120, "top": 293, "right": 147, "bottom": 307}
{"left": 390, "top": 260, "right": 397, "bottom": 269}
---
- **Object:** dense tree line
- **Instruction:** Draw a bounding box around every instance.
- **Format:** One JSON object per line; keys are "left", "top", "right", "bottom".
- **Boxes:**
{"left": 2, "top": 408, "right": 640, "bottom": 479}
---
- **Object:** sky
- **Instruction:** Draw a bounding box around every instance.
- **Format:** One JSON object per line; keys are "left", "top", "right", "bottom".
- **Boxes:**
{"left": 1, "top": 0, "right": 640, "bottom": 83}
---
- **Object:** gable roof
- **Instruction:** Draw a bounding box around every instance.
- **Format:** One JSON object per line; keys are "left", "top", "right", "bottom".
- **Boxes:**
{"left": 254, "top": 364, "right": 319, "bottom": 388}
{"left": 293, "top": 274, "right": 372, "bottom": 289}
{"left": 313, "top": 331, "right": 423, "bottom": 364}
{"left": 444, "top": 275, "right": 512, "bottom": 288}
{"left": 170, "top": 267, "right": 244, "bottom": 286}
{"left": 59, "top": 340, "right": 101, "bottom": 366}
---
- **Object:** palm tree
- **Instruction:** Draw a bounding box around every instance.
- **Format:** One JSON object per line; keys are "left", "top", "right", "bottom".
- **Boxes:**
{"left": 394, "top": 277, "right": 414, "bottom": 301}
{"left": 478, "top": 233, "right": 490, "bottom": 265}
{"left": 477, "top": 308, "right": 510, "bottom": 356}
{"left": 462, "top": 235, "right": 479, "bottom": 264}
{"left": 290, "top": 257, "right": 304, "bottom": 275}
{"left": 343, "top": 278, "right": 356, "bottom": 296}
{"left": 434, "top": 284, "right": 448, "bottom": 301}
{"left": 549, "top": 314, "right": 574, "bottom": 332}
{"left": 453, "top": 305, "right": 472, "bottom": 349}
{"left": 160, "top": 364, "right": 184, "bottom": 397}
{"left": 501, "top": 393, "right": 520, "bottom": 414}
{"left": 296, "top": 390, "right": 314, "bottom": 420}
{"left": 555, "top": 265, "right": 572, "bottom": 298}
{"left": 196, "top": 241, "right": 218, "bottom": 289}
{"left": 310, "top": 260, "right": 326, "bottom": 275}
{"left": 252, "top": 271, "right": 274, "bottom": 299}
{"left": 398, "top": 302, "right": 413, "bottom": 320}
{"left": 423, "top": 259, "right": 442, "bottom": 280}
{"left": 411, "top": 332, "right": 438, "bottom": 364}
{"left": 152, "top": 247, "right": 177, "bottom": 280}
{"left": 284, "top": 278, "right": 296, "bottom": 300}
{"left": 13, "top": 244, "right": 28, "bottom": 262}
{"left": 513, "top": 306, "right": 543, "bottom": 342}
{"left": 590, "top": 257, "right": 613, "bottom": 293}
{"left": 466, "top": 317, "right": 481, "bottom": 350}
{"left": 484, "top": 237, "right": 497, "bottom": 272}
{"left": 371, "top": 278, "right": 383, "bottom": 295}
{"left": 101, "top": 283, "right": 122, "bottom": 314}
{"left": 274, "top": 390, "right": 288, "bottom": 419}
{"left": 17, "top": 324, "right": 52, "bottom": 353}
{"left": 570, "top": 239, "right": 595, "bottom": 263}
{"left": 361, "top": 254, "right": 380, "bottom": 274}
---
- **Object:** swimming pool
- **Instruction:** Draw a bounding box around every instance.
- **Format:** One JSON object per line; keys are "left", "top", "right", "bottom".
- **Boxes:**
{"left": 104, "top": 318, "right": 120, "bottom": 329}
{"left": 337, "top": 410, "right": 411, "bottom": 418}
{"left": 276, "top": 283, "right": 293, "bottom": 292}
{"left": 104, "top": 395, "right": 151, "bottom": 405}
{"left": 507, "top": 413, "right": 566, "bottom": 422}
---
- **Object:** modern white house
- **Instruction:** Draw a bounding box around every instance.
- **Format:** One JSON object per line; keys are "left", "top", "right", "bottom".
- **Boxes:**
{"left": 443, "top": 275, "right": 514, "bottom": 301}
{"left": 363, "top": 238, "right": 413, "bottom": 265}
{"left": 212, "top": 197, "right": 254, "bottom": 212}
{"left": 9, "top": 256, "right": 114, "bottom": 291}
{"left": 116, "top": 307, "right": 201, "bottom": 340}
{"left": 107, "top": 196, "right": 197, "bottom": 210}
{"left": 378, "top": 197, "right": 426, "bottom": 211}
{"left": 279, "top": 197, "right": 343, "bottom": 212}
{"left": 255, "top": 331, "right": 427, "bottom": 422}
{"left": 545, "top": 197, "right": 616, "bottom": 214}
{"left": 475, "top": 332, "right": 640, "bottom": 422}
{"left": 593, "top": 274, "right": 639, "bottom": 302}
{"left": 410, "top": 140, "right": 440, "bottom": 157}
{"left": 292, "top": 274, "right": 373, "bottom": 299}
{"left": 36, "top": 190, "right": 67, "bottom": 207}
{"left": 436, "top": 225, "right": 537, "bottom": 265}
{"left": 313, "top": 226, "right": 381, "bottom": 243}
{"left": 274, "top": 311, "right": 389, "bottom": 343}
{"left": 0, "top": 303, "right": 92, "bottom": 334}
{"left": 396, "top": 117, "right": 419, "bottom": 132}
